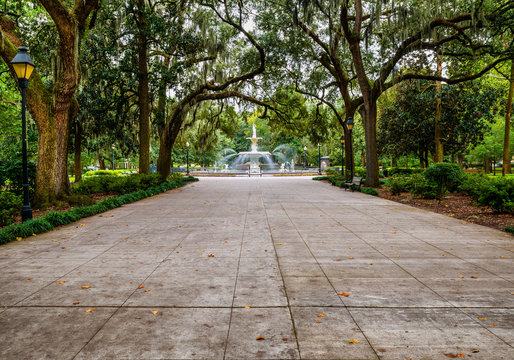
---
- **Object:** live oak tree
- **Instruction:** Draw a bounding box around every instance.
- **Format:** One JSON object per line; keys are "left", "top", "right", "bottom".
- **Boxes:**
{"left": 0, "top": 0, "right": 99, "bottom": 206}
{"left": 289, "top": 0, "right": 512, "bottom": 186}
{"left": 156, "top": 0, "right": 271, "bottom": 178}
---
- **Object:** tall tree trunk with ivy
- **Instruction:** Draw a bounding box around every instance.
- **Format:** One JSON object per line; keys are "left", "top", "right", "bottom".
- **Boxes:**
{"left": 0, "top": 1, "right": 99, "bottom": 206}
{"left": 135, "top": 0, "right": 150, "bottom": 174}
{"left": 503, "top": 59, "right": 513, "bottom": 176}
{"left": 434, "top": 53, "right": 444, "bottom": 162}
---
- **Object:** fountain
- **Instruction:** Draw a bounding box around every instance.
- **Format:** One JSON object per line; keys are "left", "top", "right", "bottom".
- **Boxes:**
{"left": 216, "top": 123, "right": 296, "bottom": 174}
{"left": 238, "top": 124, "right": 271, "bottom": 176}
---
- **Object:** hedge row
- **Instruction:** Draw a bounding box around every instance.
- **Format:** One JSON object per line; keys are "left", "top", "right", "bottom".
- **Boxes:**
{"left": 312, "top": 175, "right": 378, "bottom": 196}
{"left": 0, "top": 176, "right": 198, "bottom": 245}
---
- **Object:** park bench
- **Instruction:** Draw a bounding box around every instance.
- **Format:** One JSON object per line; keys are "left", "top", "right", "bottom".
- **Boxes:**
{"left": 343, "top": 177, "right": 362, "bottom": 192}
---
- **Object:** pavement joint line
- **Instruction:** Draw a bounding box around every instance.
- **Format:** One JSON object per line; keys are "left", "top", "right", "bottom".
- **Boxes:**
{"left": 261, "top": 181, "right": 303, "bottom": 359}
{"left": 6, "top": 223, "right": 151, "bottom": 312}
{"left": 5, "top": 304, "right": 513, "bottom": 310}
{"left": 70, "top": 225, "right": 195, "bottom": 360}
{"left": 278, "top": 201, "right": 380, "bottom": 360}
{"left": 313, "top": 188, "right": 514, "bottom": 349}
{"left": 222, "top": 187, "right": 251, "bottom": 360}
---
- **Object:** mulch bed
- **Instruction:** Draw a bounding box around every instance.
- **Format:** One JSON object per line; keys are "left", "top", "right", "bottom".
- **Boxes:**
{"left": 375, "top": 187, "right": 513, "bottom": 232}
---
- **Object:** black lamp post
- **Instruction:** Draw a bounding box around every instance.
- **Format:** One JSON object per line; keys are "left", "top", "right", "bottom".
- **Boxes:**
{"left": 318, "top": 143, "right": 322, "bottom": 175}
{"left": 340, "top": 135, "right": 345, "bottom": 178}
{"left": 303, "top": 146, "right": 307, "bottom": 170}
{"left": 347, "top": 117, "right": 354, "bottom": 179}
{"left": 111, "top": 144, "right": 115, "bottom": 170}
{"left": 203, "top": 152, "right": 206, "bottom": 170}
{"left": 11, "top": 46, "right": 35, "bottom": 222}
{"left": 186, "top": 141, "right": 190, "bottom": 176}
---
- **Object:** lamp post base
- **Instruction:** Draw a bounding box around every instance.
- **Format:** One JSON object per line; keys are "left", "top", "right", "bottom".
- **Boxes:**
{"left": 21, "top": 205, "right": 32, "bottom": 222}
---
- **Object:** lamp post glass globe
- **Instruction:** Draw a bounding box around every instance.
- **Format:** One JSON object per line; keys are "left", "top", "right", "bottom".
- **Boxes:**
{"left": 303, "top": 146, "right": 307, "bottom": 169}
{"left": 11, "top": 46, "right": 35, "bottom": 222}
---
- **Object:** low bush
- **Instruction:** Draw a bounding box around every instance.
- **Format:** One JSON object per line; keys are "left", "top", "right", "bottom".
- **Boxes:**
{"left": 0, "top": 191, "right": 22, "bottom": 226}
{"left": 476, "top": 177, "right": 514, "bottom": 213}
{"left": 360, "top": 187, "right": 378, "bottom": 196}
{"left": 388, "top": 175, "right": 410, "bottom": 195}
{"left": 424, "top": 163, "right": 464, "bottom": 200}
{"left": 387, "top": 167, "right": 424, "bottom": 176}
{"left": 0, "top": 176, "right": 198, "bottom": 245}
{"left": 505, "top": 226, "right": 514, "bottom": 234}
{"left": 72, "top": 174, "right": 165, "bottom": 195}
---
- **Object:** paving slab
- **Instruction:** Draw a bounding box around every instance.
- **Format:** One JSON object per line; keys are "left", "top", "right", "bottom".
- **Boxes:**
{"left": 0, "top": 176, "right": 512, "bottom": 359}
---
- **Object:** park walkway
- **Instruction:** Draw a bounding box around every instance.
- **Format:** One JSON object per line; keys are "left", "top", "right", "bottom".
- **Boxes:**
{"left": 0, "top": 176, "right": 512, "bottom": 359}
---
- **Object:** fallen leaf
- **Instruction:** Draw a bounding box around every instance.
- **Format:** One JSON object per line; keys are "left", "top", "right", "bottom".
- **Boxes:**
{"left": 152, "top": 310, "right": 159, "bottom": 315}
{"left": 16, "top": 237, "right": 22, "bottom": 241}
{"left": 244, "top": 306, "right": 251, "bottom": 309}
{"left": 32, "top": 234, "right": 36, "bottom": 236}
{"left": 477, "top": 316, "right": 487, "bottom": 320}
{"left": 338, "top": 292, "right": 350, "bottom": 297}
{"left": 52, "top": 239, "right": 58, "bottom": 242}
{"left": 139, "top": 286, "right": 145, "bottom": 289}
{"left": 440, "top": 254, "right": 445, "bottom": 256}
{"left": 282, "top": 338, "right": 288, "bottom": 341}
{"left": 81, "top": 285, "right": 91, "bottom": 289}
{"left": 472, "top": 349, "right": 479, "bottom": 353}
{"left": 256, "top": 336, "right": 264, "bottom": 340}
{"left": 458, "top": 276, "right": 464, "bottom": 278}
{"left": 491, "top": 323, "right": 497, "bottom": 326}
{"left": 85, "top": 309, "right": 95, "bottom": 313}
{"left": 58, "top": 280, "right": 66, "bottom": 284}
{"left": 317, "top": 314, "right": 324, "bottom": 317}
{"left": 200, "top": 250, "right": 205, "bottom": 252}
{"left": 456, "top": 354, "right": 465, "bottom": 357}
{"left": 208, "top": 254, "right": 215, "bottom": 257}
{"left": 145, "top": 289, "right": 151, "bottom": 292}
{"left": 27, "top": 278, "right": 32, "bottom": 280}
{"left": 73, "top": 301, "right": 80, "bottom": 305}
{"left": 470, "top": 276, "right": 478, "bottom": 278}
{"left": 348, "top": 340, "right": 359, "bottom": 343}
{"left": 348, "top": 257, "right": 354, "bottom": 259}
{"left": 277, "top": 243, "right": 283, "bottom": 245}
{"left": 316, "top": 321, "right": 321, "bottom": 324}
{"left": 500, "top": 256, "right": 504, "bottom": 258}
{"left": 80, "top": 224, "right": 85, "bottom": 227}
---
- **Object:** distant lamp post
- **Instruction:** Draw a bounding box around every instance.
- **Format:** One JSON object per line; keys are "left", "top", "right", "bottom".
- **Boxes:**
{"left": 111, "top": 144, "right": 115, "bottom": 170}
{"left": 11, "top": 46, "right": 35, "bottom": 222}
{"left": 318, "top": 143, "right": 322, "bottom": 175}
{"left": 186, "top": 141, "right": 190, "bottom": 176}
{"left": 340, "top": 135, "right": 345, "bottom": 177}
{"left": 303, "top": 146, "right": 307, "bottom": 170}
{"left": 347, "top": 117, "right": 354, "bottom": 179}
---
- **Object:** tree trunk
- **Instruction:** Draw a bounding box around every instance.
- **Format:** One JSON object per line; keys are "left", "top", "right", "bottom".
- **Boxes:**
{"left": 136, "top": 0, "right": 150, "bottom": 175}
{"left": 361, "top": 103, "right": 380, "bottom": 187}
{"left": 98, "top": 152, "right": 105, "bottom": 170}
{"left": 458, "top": 154, "right": 464, "bottom": 168}
{"left": 503, "top": 59, "right": 513, "bottom": 176}
{"left": 74, "top": 121, "right": 82, "bottom": 182}
{"left": 434, "top": 53, "right": 444, "bottom": 162}
{"left": 361, "top": 151, "right": 366, "bottom": 168}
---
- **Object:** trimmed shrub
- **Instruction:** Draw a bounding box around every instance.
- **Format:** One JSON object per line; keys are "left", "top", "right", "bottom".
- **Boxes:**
{"left": 0, "top": 191, "right": 22, "bottom": 226}
{"left": 73, "top": 174, "right": 164, "bottom": 195}
{"left": 505, "top": 226, "right": 514, "bottom": 234}
{"left": 388, "top": 167, "right": 424, "bottom": 176}
{"left": 476, "top": 177, "right": 514, "bottom": 213}
{"left": 388, "top": 175, "right": 409, "bottom": 195}
{"left": 360, "top": 187, "right": 378, "bottom": 196}
{"left": 424, "top": 163, "right": 464, "bottom": 200}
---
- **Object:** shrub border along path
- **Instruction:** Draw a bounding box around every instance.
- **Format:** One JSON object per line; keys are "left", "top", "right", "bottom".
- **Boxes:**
{"left": 0, "top": 176, "right": 198, "bottom": 245}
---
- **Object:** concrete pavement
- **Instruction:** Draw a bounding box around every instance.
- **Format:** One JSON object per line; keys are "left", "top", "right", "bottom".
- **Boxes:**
{"left": 0, "top": 176, "right": 512, "bottom": 359}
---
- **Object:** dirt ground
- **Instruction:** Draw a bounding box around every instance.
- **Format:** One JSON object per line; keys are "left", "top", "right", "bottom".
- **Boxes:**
{"left": 375, "top": 187, "right": 513, "bottom": 232}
